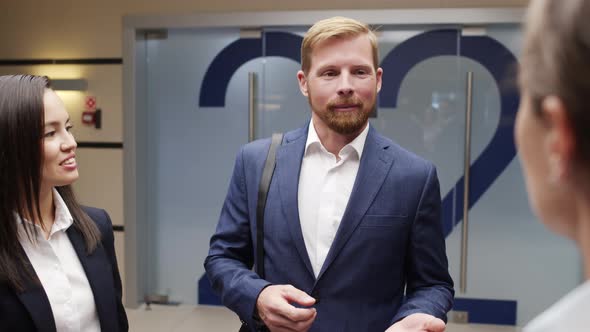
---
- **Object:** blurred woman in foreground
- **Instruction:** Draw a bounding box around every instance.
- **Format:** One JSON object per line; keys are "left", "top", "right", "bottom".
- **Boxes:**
{"left": 516, "top": 0, "right": 590, "bottom": 331}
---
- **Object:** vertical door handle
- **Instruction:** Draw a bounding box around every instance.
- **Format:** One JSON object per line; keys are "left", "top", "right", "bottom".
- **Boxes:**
{"left": 248, "top": 72, "right": 257, "bottom": 142}
{"left": 460, "top": 71, "right": 474, "bottom": 293}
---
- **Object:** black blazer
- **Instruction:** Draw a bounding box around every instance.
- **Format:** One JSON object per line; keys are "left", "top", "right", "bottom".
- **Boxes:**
{"left": 0, "top": 206, "right": 128, "bottom": 332}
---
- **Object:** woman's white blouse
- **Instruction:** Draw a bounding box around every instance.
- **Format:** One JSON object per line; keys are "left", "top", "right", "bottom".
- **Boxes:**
{"left": 524, "top": 280, "right": 590, "bottom": 332}
{"left": 16, "top": 189, "right": 100, "bottom": 332}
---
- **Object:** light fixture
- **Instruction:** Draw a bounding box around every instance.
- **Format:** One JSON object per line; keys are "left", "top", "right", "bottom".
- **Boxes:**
{"left": 50, "top": 78, "right": 88, "bottom": 91}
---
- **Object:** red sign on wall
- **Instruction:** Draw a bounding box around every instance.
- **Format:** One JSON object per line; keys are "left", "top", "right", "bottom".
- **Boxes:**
{"left": 85, "top": 96, "right": 97, "bottom": 110}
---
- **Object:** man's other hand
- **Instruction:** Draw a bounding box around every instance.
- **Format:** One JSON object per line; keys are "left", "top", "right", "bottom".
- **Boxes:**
{"left": 385, "top": 313, "right": 446, "bottom": 332}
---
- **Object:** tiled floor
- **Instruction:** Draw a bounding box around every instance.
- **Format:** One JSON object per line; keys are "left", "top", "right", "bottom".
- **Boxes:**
{"left": 127, "top": 304, "right": 522, "bottom": 331}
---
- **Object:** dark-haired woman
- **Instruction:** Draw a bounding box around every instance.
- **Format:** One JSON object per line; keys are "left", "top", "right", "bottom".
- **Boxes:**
{"left": 0, "top": 75, "right": 128, "bottom": 331}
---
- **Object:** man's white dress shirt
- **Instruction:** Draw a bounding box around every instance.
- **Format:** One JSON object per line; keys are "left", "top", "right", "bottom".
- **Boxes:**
{"left": 298, "top": 120, "right": 369, "bottom": 277}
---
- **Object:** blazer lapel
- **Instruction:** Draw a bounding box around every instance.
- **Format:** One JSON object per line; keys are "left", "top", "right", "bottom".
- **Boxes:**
{"left": 15, "top": 246, "right": 57, "bottom": 332}
{"left": 67, "top": 226, "right": 117, "bottom": 332}
{"left": 275, "top": 126, "right": 315, "bottom": 278}
{"left": 316, "top": 127, "right": 394, "bottom": 281}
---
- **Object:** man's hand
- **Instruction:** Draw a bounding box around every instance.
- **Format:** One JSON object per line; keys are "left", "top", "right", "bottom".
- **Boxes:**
{"left": 256, "top": 284, "right": 317, "bottom": 332}
{"left": 385, "top": 313, "right": 446, "bottom": 332}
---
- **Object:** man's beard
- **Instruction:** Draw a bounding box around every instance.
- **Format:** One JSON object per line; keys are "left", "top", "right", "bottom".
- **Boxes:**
{"left": 309, "top": 93, "right": 375, "bottom": 135}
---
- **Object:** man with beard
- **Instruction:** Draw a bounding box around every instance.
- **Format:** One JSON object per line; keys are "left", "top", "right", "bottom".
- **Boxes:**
{"left": 205, "top": 17, "right": 454, "bottom": 332}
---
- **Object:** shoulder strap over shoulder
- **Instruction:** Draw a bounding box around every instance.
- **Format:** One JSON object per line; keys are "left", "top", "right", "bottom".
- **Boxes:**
{"left": 255, "top": 133, "right": 283, "bottom": 278}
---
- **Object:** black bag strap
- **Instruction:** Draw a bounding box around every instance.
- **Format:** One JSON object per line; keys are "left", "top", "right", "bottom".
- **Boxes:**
{"left": 255, "top": 133, "right": 283, "bottom": 278}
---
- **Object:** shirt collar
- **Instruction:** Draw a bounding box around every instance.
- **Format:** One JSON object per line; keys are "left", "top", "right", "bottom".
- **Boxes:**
{"left": 14, "top": 188, "right": 74, "bottom": 235}
{"left": 52, "top": 188, "right": 74, "bottom": 232}
{"left": 305, "top": 119, "right": 370, "bottom": 160}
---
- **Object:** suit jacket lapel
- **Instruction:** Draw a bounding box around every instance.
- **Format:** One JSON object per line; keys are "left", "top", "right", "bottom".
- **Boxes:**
{"left": 15, "top": 246, "right": 57, "bottom": 332}
{"left": 316, "top": 127, "right": 394, "bottom": 281}
{"left": 275, "top": 126, "right": 315, "bottom": 278}
{"left": 67, "top": 226, "right": 117, "bottom": 331}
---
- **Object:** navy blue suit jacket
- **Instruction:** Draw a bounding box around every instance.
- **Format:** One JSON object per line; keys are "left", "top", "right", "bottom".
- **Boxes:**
{"left": 205, "top": 124, "right": 454, "bottom": 331}
{"left": 0, "top": 206, "right": 128, "bottom": 332}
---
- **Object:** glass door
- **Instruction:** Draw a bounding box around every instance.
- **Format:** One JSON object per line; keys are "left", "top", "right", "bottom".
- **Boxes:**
{"left": 142, "top": 27, "right": 262, "bottom": 305}
{"left": 450, "top": 25, "right": 580, "bottom": 326}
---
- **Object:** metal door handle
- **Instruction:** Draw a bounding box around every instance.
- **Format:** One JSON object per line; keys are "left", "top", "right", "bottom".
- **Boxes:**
{"left": 460, "top": 71, "right": 474, "bottom": 293}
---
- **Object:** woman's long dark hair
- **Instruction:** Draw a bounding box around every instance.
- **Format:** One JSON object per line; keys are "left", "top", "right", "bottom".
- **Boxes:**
{"left": 0, "top": 74, "right": 101, "bottom": 292}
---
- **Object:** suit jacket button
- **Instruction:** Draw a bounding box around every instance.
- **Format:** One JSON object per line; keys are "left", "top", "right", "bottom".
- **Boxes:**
{"left": 311, "top": 291, "right": 320, "bottom": 304}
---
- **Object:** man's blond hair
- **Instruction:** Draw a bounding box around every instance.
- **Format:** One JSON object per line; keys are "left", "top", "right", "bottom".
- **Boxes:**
{"left": 301, "top": 16, "right": 379, "bottom": 74}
